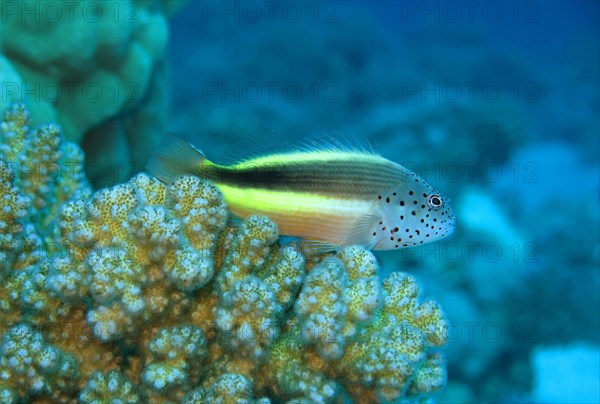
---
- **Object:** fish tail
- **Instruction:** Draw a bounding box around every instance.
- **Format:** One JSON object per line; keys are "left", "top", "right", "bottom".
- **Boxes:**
{"left": 146, "top": 134, "right": 210, "bottom": 184}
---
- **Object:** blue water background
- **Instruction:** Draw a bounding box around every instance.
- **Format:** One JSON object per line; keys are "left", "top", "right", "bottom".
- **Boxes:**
{"left": 167, "top": 1, "right": 599, "bottom": 402}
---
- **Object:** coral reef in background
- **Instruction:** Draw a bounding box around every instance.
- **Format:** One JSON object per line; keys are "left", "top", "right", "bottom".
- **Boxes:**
{"left": 0, "top": 0, "right": 187, "bottom": 187}
{"left": 362, "top": 102, "right": 528, "bottom": 175}
{"left": 0, "top": 105, "right": 448, "bottom": 402}
{"left": 168, "top": 9, "right": 530, "bottom": 174}
{"left": 405, "top": 167, "right": 598, "bottom": 402}
{"left": 167, "top": 6, "right": 391, "bottom": 158}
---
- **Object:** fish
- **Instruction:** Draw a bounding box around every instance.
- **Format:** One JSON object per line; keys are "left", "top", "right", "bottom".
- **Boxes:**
{"left": 146, "top": 135, "right": 455, "bottom": 251}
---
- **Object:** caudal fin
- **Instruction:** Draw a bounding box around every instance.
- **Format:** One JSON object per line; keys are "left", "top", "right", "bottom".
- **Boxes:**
{"left": 145, "top": 134, "right": 207, "bottom": 184}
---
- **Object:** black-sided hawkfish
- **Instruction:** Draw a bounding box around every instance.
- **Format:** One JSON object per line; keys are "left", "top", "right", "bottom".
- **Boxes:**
{"left": 146, "top": 136, "right": 455, "bottom": 251}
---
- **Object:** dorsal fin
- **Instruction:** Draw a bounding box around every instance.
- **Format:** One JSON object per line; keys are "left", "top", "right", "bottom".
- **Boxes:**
{"left": 220, "top": 126, "right": 381, "bottom": 165}
{"left": 292, "top": 131, "right": 380, "bottom": 156}
{"left": 219, "top": 124, "right": 291, "bottom": 165}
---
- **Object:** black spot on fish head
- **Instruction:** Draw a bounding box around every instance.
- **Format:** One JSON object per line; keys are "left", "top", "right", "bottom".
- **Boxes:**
{"left": 377, "top": 179, "right": 455, "bottom": 248}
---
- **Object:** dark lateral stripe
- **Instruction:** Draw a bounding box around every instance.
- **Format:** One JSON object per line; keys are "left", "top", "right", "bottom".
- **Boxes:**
{"left": 202, "top": 157, "right": 413, "bottom": 198}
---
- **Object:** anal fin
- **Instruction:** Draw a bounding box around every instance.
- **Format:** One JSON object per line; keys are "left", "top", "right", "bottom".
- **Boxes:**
{"left": 300, "top": 239, "right": 340, "bottom": 256}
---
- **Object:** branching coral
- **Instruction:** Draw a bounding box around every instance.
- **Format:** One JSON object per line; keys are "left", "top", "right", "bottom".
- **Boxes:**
{"left": 142, "top": 325, "right": 207, "bottom": 392}
{"left": 214, "top": 216, "right": 305, "bottom": 360}
{"left": 0, "top": 323, "right": 79, "bottom": 402}
{"left": 0, "top": 103, "right": 91, "bottom": 325}
{"left": 264, "top": 252, "right": 447, "bottom": 403}
{"left": 49, "top": 172, "right": 228, "bottom": 343}
{"left": 0, "top": 104, "right": 449, "bottom": 403}
{"left": 79, "top": 370, "right": 140, "bottom": 403}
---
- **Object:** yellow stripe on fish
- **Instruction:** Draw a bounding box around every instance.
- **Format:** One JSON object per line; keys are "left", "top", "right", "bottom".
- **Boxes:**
{"left": 215, "top": 184, "right": 375, "bottom": 246}
{"left": 146, "top": 135, "right": 455, "bottom": 250}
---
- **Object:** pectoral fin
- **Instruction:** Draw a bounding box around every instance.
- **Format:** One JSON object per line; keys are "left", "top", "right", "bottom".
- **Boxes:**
{"left": 343, "top": 213, "right": 381, "bottom": 249}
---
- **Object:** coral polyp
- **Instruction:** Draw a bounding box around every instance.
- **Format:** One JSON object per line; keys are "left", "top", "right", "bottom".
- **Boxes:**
{"left": 0, "top": 105, "right": 447, "bottom": 402}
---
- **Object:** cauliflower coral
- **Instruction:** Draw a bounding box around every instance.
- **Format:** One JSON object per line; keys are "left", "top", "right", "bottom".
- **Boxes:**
{"left": 0, "top": 104, "right": 448, "bottom": 403}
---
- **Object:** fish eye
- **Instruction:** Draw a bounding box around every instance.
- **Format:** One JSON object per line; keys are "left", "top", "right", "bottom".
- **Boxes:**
{"left": 428, "top": 194, "right": 443, "bottom": 210}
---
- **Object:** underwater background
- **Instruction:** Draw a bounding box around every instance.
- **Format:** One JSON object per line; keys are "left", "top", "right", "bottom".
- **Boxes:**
{"left": 1, "top": 0, "right": 598, "bottom": 402}
{"left": 169, "top": 2, "right": 600, "bottom": 400}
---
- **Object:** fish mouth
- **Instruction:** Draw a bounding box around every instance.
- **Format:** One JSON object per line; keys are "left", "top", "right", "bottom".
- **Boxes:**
{"left": 444, "top": 212, "right": 457, "bottom": 235}
{"left": 437, "top": 207, "right": 456, "bottom": 237}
